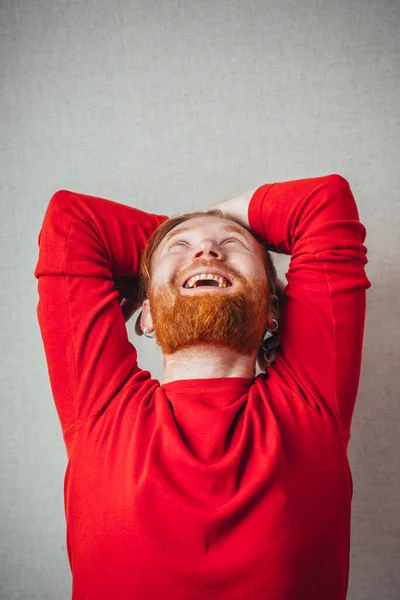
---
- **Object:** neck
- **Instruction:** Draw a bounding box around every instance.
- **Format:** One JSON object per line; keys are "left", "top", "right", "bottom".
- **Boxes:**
{"left": 161, "top": 344, "right": 257, "bottom": 385}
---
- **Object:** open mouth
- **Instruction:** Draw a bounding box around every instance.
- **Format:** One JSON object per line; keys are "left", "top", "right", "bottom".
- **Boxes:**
{"left": 183, "top": 273, "right": 232, "bottom": 289}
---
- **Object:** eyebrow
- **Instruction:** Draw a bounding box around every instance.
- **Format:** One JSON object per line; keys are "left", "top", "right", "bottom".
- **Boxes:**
{"left": 163, "top": 223, "right": 249, "bottom": 246}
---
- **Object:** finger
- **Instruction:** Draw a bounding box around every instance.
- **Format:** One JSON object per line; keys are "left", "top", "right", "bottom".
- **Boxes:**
{"left": 256, "top": 345, "right": 268, "bottom": 372}
{"left": 262, "top": 335, "right": 280, "bottom": 352}
{"left": 256, "top": 343, "right": 277, "bottom": 371}
{"left": 120, "top": 299, "right": 135, "bottom": 323}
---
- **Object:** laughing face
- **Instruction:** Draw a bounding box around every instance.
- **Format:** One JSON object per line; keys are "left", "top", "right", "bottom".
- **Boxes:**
{"left": 140, "top": 216, "right": 270, "bottom": 355}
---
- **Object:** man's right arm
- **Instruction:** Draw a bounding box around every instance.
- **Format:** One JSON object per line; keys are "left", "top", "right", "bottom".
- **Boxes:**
{"left": 34, "top": 190, "right": 168, "bottom": 452}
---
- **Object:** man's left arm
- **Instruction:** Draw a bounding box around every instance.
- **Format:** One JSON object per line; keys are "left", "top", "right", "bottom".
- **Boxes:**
{"left": 210, "top": 175, "right": 372, "bottom": 445}
{"left": 209, "top": 189, "right": 286, "bottom": 370}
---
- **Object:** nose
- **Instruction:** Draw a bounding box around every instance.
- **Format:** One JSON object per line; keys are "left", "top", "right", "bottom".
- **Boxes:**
{"left": 192, "top": 239, "right": 221, "bottom": 259}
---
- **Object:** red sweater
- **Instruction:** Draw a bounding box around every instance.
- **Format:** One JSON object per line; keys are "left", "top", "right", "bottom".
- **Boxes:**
{"left": 34, "top": 175, "right": 371, "bottom": 600}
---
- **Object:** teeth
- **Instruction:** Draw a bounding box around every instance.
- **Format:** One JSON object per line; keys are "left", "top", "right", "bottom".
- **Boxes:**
{"left": 185, "top": 273, "right": 229, "bottom": 288}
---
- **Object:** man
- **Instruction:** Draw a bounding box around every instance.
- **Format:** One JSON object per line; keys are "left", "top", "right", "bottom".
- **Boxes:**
{"left": 34, "top": 174, "right": 371, "bottom": 600}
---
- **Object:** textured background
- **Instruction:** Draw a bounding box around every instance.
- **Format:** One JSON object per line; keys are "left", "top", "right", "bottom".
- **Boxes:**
{"left": 1, "top": 0, "right": 399, "bottom": 598}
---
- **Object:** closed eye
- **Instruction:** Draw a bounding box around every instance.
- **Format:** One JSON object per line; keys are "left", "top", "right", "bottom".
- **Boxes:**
{"left": 168, "top": 239, "right": 189, "bottom": 248}
{"left": 168, "top": 238, "right": 241, "bottom": 249}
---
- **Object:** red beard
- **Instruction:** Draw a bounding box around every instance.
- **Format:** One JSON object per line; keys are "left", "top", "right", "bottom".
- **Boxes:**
{"left": 148, "top": 263, "right": 269, "bottom": 356}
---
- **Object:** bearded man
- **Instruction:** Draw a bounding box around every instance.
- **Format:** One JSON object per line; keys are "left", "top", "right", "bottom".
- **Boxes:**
{"left": 34, "top": 174, "right": 371, "bottom": 600}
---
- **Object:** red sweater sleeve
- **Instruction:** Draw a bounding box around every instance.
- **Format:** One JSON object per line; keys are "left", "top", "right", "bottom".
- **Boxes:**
{"left": 34, "top": 190, "right": 168, "bottom": 441}
{"left": 248, "top": 174, "right": 371, "bottom": 443}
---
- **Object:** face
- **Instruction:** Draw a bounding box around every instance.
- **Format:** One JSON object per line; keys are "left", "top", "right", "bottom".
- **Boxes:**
{"left": 144, "top": 216, "right": 270, "bottom": 355}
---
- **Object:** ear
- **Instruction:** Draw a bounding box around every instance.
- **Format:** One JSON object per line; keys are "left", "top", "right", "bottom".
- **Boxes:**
{"left": 135, "top": 299, "right": 154, "bottom": 336}
{"left": 268, "top": 293, "right": 280, "bottom": 322}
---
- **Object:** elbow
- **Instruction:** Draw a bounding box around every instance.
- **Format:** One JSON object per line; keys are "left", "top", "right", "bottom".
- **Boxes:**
{"left": 48, "top": 189, "right": 75, "bottom": 213}
{"left": 325, "top": 173, "right": 351, "bottom": 192}
{"left": 323, "top": 174, "right": 361, "bottom": 221}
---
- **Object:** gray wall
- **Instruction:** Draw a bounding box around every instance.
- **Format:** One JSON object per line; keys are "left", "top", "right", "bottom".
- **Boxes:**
{"left": 1, "top": 0, "right": 399, "bottom": 598}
